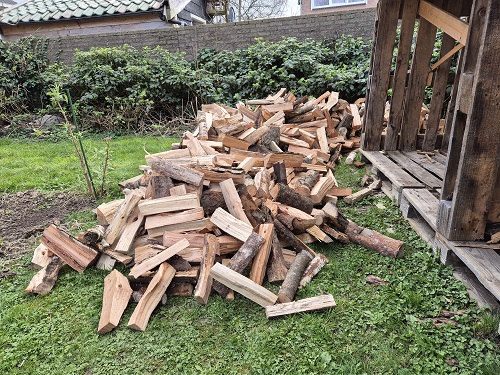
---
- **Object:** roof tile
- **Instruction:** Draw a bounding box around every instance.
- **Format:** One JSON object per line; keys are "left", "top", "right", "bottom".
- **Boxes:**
{"left": 1, "top": 0, "right": 165, "bottom": 25}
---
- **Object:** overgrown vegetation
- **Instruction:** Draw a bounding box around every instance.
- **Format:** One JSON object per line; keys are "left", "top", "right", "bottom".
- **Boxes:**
{"left": 1, "top": 36, "right": 371, "bottom": 135}
{"left": 0, "top": 142, "right": 498, "bottom": 374}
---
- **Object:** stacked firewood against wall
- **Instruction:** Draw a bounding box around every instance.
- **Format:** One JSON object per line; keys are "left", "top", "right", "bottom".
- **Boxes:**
{"left": 26, "top": 89, "right": 404, "bottom": 332}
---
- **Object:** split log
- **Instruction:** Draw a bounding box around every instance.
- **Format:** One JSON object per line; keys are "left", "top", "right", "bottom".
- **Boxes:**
{"left": 236, "top": 184, "right": 261, "bottom": 227}
{"left": 212, "top": 231, "right": 265, "bottom": 297}
{"left": 337, "top": 113, "right": 353, "bottom": 131}
{"left": 41, "top": 225, "right": 98, "bottom": 273}
{"left": 344, "top": 221, "right": 405, "bottom": 258}
{"left": 79, "top": 225, "right": 105, "bottom": 247}
{"left": 266, "top": 294, "right": 336, "bottom": 318}
{"left": 138, "top": 193, "right": 200, "bottom": 216}
{"left": 201, "top": 189, "right": 227, "bottom": 216}
{"left": 322, "top": 202, "right": 349, "bottom": 232}
{"left": 220, "top": 178, "right": 252, "bottom": 226}
{"left": 151, "top": 157, "right": 204, "bottom": 187}
{"left": 144, "top": 207, "right": 204, "bottom": 231}
{"left": 147, "top": 218, "right": 211, "bottom": 238}
{"left": 104, "top": 191, "right": 142, "bottom": 246}
{"left": 278, "top": 250, "right": 313, "bottom": 303}
{"left": 98, "top": 270, "right": 133, "bottom": 334}
{"left": 298, "top": 253, "right": 329, "bottom": 289}
{"left": 96, "top": 199, "right": 125, "bottom": 226}
{"left": 344, "top": 180, "right": 381, "bottom": 204}
{"left": 96, "top": 253, "right": 116, "bottom": 270}
{"left": 150, "top": 175, "right": 174, "bottom": 199}
{"left": 115, "top": 214, "right": 145, "bottom": 254}
{"left": 193, "top": 234, "right": 219, "bottom": 304}
{"left": 218, "top": 133, "right": 250, "bottom": 150}
{"left": 210, "top": 263, "right": 278, "bottom": 307}
{"left": 273, "top": 219, "right": 316, "bottom": 257}
{"left": 310, "top": 170, "right": 337, "bottom": 205}
{"left": 129, "top": 238, "right": 190, "bottom": 279}
{"left": 254, "top": 167, "right": 271, "bottom": 199}
{"left": 273, "top": 183, "right": 314, "bottom": 214}
{"left": 244, "top": 125, "right": 270, "bottom": 145}
{"left": 31, "top": 243, "right": 52, "bottom": 269}
{"left": 276, "top": 204, "right": 316, "bottom": 231}
{"left": 266, "top": 230, "right": 289, "bottom": 283}
{"left": 169, "top": 184, "right": 187, "bottom": 196}
{"left": 127, "top": 262, "right": 176, "bottom": 331}
{"left": 221, "top": 259, "right": 235, "bottom": 301}
{"left": 25, "top": 255, "right": 65, "bottom": 295}
{"left": 306, "top": 225, "right": 332, "bottom": 243}
{"left": 295, "top": 170, "right": 320, "bottom": 196}
{"left": 103, "top": 250, "right": 133, "bottom": 265}
{"left": 210, "top": 207, "right": 254, "bottom": 242}
{"left": 167, "top": 255, "right": 192, "bottom": 271}
{"left": 320, "top": 224, "right": 349, "bottom": 244}
{"left": 261, "top": 126, "right": 280, "bottom": 150}
{"left": 273, "top": 161, "right": 287, "bottom": 184}
{"left": 249, "top": 223, "right": 274, "bottom": 285}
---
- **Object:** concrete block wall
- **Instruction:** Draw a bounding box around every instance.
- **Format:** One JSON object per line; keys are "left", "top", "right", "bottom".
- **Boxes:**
{"left": 47, "top": 9, "right": 376, "bottom": 64}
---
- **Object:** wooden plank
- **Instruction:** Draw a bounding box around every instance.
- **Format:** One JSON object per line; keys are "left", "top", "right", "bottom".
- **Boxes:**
{"left": 129, "top": 239, "right": 190, "bottom": 279}
{"left": 210, "top": 262, "right": 278, "bottom": 307}
{"left": 193, "top": 234, "right": 218, "bottom": 304}
{"left": 128, "top": 263, "right": 175, "bottom": 331}
{"left": 453, "top": 266, "right": 500, "bottom": 310}
{"left": 361, "top": 151, "right": 425, "bottom": 191}
{"left": 399, "top": 1, "right": 442, "bottom": 151}
{"left": 98, "top": 270, "right": 132, "bottom": 334}
{"left": 403, "top": 151, "right": 445, "bottom": 179}
{"left": 219, "top": 178, "right": 252, "bottom": 226}
{"left": 402, "top": 189, "right": 439, "bottom": 230}
{"left": 418, "top": 0, "right": 469, "bottom": 44}
{"left": 386, "top": 151, "right": 442, "bottom": 188}
{"left": 138, "top": 193, "right": 200, "bottom": 216}
{"left": 361, "top": 0, "right": 401, "bottom": 150}
{"left": 451, "top": 246, "right": 500, "bottom": 301}
{"left": 265, "top": 294, "right": 336, "bottom": 318}
{"left": 210, "top": 207, "right": 254, "bottom": 242}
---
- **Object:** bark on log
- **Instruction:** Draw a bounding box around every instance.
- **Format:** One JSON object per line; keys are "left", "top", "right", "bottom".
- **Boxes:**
{"left": 278, "top": 251, "right": 313, "bottom": 303}
{"left": 320, "top": 224, "right": 349, "bottom": 244}
{"left": 201, "top": 189, "right": 227, "bottom": 216}
{"left": 266, "top": 230, "right": 289, "bottom": 283}
{"left": 25, "top": 255, "right": 65, "bottom": 295}
{"left": 298, "top": 253, "right": 329, "bottom": 289}
{"left": 151, "top": 157, "right": 204, "bottom": 187}
{"left": 273, "top": 162, "right": 287, "bottom": 184}
{"left": 79, "top": 225, "right": 105, "bottom": 247}
{"left": 337, "top": 114, "right": 353, "bottom": 131}
{"left": 322, "top": 202, "right": 349, "bottom": 232}
{"left": 261, "top": 126, "right": 280, "bottom": 150}
{"left": 274, "top": 183, "right": 314, "bottom": 214}
{"left": 212, "top": 231, "right": 265, "bottom": 297}
{"left": 236, "top": 184, "right": 261, "bottom": 227}
{"left": 344, "top": 221, "right": 404, "bottom": 258}
{"left": 295, "top": 170, "right": 320, "bottom": 196}
{"left": 150, "top": 175, "right": 174, "bottom": 199}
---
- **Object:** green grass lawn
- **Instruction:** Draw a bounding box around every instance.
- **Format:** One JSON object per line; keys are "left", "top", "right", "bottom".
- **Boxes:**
{"left": 0, "top": 138, "right": 499, "bottom": 374}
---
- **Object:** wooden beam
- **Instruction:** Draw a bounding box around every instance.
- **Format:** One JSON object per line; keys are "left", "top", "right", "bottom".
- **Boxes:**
{"left": 98, "top": 270, "right": 132, "bottom": 334}
{"left": 210, "top": 263, "right": 278, "bottom": 307}
{"left": 266, "top": 294, "right": 336, "bottom": 318}
{"left": 128, "top": 263, "right": 175, "bottom": 331}
{"left": 418, "top": 0, "right": 469, "bottom": 44}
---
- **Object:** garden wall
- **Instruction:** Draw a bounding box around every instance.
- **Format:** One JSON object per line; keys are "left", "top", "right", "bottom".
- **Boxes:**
{"left": 47, "top": 9, "right": 376, "bottom": 63}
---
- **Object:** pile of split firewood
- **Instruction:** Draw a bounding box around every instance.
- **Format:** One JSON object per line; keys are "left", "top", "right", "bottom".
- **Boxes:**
{"left": 26, "top": 89, "right": 404, "bottom": 333}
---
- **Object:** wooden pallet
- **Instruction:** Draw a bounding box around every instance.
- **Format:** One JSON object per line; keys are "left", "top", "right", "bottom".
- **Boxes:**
{"left": 361, "top": 150, "right": 500, "bottom": 309}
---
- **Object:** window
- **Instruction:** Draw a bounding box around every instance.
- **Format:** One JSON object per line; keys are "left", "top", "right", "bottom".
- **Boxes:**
{"left": 312, "top": 0, "right": 367, "bottom": 10}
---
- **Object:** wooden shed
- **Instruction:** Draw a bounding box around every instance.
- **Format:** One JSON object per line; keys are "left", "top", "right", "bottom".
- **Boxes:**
{"left": 360, "top": 0, "right": 500, "bottom": 306}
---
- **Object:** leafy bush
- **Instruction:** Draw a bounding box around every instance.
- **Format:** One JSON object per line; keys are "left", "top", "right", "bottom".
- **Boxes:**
{"left": 0, "top": 37, "right": 51, "bottom": 123}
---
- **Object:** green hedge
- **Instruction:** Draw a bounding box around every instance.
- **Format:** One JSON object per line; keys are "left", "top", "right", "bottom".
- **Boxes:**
{"left": 1, "top": 36, "right": 372, "bottom": 133}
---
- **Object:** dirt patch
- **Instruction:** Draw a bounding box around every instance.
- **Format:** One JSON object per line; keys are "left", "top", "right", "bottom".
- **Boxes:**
{"left": 0, "top": 190, "right": 94, "bottom": 261}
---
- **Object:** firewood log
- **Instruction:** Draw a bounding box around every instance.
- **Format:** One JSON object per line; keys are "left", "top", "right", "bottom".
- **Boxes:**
{"left": 278, "top": 250, "right": 313, "bottom": 303}
{"left": 273, "top": 183, "right": 314, "bottom": 214}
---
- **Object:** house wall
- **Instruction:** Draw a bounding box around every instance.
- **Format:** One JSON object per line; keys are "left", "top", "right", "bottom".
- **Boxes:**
{"left": 301, "top": 0, "right": 378, "bottom": 16}
{"left": 41, "top": 9, "right": 376, "bottom": 64}
{"left": 1, "top": 13, "right": 168, "bottom": 41}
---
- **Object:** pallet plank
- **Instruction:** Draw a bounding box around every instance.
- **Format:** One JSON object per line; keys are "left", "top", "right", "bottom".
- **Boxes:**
{"left": 402, "top": 189, "right": 439, "bottom": 230}
{"left": 386, "top": 151, "right": 442, "bottom": 188}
